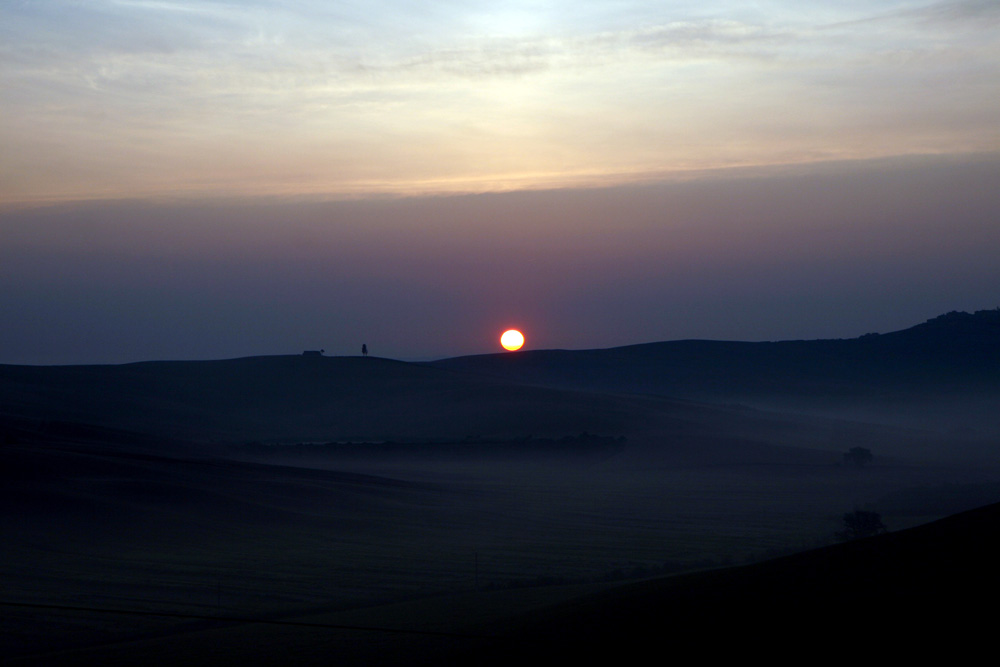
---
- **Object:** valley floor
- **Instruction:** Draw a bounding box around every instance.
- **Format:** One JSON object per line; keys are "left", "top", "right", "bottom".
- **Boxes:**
{"left": 4, "top": 426, "right": 997, "bottom": 664}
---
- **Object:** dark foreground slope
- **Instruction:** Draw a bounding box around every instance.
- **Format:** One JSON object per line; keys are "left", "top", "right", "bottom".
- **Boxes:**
{"left": 467, "top": 500, "right": 1000, "bottom": 663}
{"left": 11, "top": 491, "right": 998, "bottom": 665}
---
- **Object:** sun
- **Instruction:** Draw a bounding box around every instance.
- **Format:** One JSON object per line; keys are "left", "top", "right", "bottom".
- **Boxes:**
{"left": 500, "top": 329, "right": 524, "bottom": 351}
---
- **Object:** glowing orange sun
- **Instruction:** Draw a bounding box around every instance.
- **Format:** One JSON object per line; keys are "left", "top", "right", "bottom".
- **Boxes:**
{"left": 500, "top": 329, "right": 525, "bottom": 351}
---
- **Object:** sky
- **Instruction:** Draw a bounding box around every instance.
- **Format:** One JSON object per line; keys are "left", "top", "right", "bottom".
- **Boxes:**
{"left": 2, "top": 1, "right": 999, "bottom": 364}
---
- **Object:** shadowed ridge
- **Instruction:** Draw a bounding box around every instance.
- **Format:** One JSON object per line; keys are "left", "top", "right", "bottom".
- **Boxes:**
{"left": 0, "top": 353, "right": 421, "bottom": 378}
{"left": 471, "top": 500, "right": 1000, "bottom": 663}
{"left": 0, "top": 355, "right": 447, "bottom": 438}
{"left": 429, "top": 309, "right": 1000, "bottom": 389}
{"left": 425, "top": 310, "right": 1000, "bottom": 433}
{"left": 1, "top": 353, "right": 723, "bottom": 444}
{"left": 872, "top": 308, "right": 1000, "bottom": 364}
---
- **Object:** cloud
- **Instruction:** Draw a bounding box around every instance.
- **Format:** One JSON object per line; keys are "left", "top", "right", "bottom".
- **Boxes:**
{"left": 2, "top": 1, "right": 999, "bottom": 204}
{"left": 823, "top": 0, "right": 1000, "bottom": 31}
{"left": 898, "top": 0, "right": 1000, "bottom": 26}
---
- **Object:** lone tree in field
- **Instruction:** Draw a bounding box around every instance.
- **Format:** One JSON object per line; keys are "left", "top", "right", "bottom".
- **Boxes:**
{"left": 843, "top": 446, "right": 873, "bottom": 468}
{"left": 838, "top": 510, "right": 887, "bottom": 541}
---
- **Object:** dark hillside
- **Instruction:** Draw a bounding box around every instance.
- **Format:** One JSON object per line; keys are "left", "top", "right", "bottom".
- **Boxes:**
{"left": 473, "top": 499, "right": 1000, "bottom": 663}
{"left": 0, "top": 355, "right": 655, "bottom": 442}
{"left": 430, "top": 309, "right": 1000, "bottom": 396}
{"left": 0, "top": 355, "right": 780, "bottom": 445}
{"left": 2, "top": 320, "right": 997, "bottom": 664}
{"left": 428, "top": 309, "right": 1000, "bottom": 432}
{"left": 3, "top": 353, "right": 908, "bottom": 458}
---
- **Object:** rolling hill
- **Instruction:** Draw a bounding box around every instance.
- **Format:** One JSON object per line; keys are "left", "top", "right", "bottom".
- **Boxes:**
{"left": 428, "top": 309, "right": 1000, "bottom": 432}
{"left": 466, "top": 498, "right": 1000, "bottom": 663}
{"left": 3, "top": 310, "right": 999, "bottom": 664}
{"left": 0, "top": 355, "right": 667, "bottom": 443}
{"left": 0, "top": 351, "right": 886, "bottom": 460}
{"left": 3, "top": 310, "right": 997, "bottom": 447}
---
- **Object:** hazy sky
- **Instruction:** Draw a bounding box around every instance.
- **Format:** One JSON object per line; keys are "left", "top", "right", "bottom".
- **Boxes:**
{"left": 2, "top": 2, "right": 998, "bottom": 364}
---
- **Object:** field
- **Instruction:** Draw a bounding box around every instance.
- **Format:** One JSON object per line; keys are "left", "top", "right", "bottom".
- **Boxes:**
{"left": 4, "top": 415, "right": 996, "bottom": 664}
{"left": 3, "top": 318, "right": 999, "bottom": 664}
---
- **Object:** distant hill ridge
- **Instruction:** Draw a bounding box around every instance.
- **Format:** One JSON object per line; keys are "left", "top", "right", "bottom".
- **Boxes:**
{"left": 0, "top": 355, "right": 719, "bottom": 443}
{"left": 1, "top": 310, "right": 997, "bottom": 441}
{"left": 428, "top": 308, "right": 1000, "bottom": 400}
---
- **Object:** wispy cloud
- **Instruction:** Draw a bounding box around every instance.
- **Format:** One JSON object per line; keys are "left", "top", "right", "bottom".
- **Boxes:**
{"left": 2, "top": 1, "right": 998, "bottom": 204}
{"left": 891, "top": 0, "right": 1000, "bottom": 26}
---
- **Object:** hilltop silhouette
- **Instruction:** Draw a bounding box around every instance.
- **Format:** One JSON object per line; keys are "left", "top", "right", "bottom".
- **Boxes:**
{"left": 2, "top": 309, "right": 996, "bottom": 441}
{"left": 431, "top": 309, "right": 1000, "bottom": 394}
{"left": 429, "top": 309, "right": 1000, "bottom": 432}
